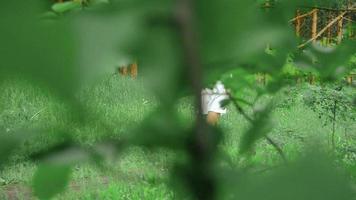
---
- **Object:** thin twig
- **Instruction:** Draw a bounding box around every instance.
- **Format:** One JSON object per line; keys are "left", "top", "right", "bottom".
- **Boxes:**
{"left": 232, "top": 96, "right": 254, "bottom": 106}
{"left": 250, "top": 164, "right": 284, "bottom": 174}
{"left": 265, "top": 136, "right": 287, "bottom": 163}
{"left": 229, "top": 94, "right": 288, "bottom": 163}
{"left": 229, "top": 95, "right": 253, "bottom": 123}
{"left": 344, "top": 17, "right": 355, "bottom": 22}
{"left": 30, "top": 108, "right": 45, "bottom": 120}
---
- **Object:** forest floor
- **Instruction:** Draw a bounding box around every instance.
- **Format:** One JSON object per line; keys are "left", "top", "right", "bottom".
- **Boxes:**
{"left": 0, "top": 76, "right": 355, "bottom": 199}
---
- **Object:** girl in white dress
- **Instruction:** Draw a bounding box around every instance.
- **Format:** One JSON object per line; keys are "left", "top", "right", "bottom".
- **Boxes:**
{"left": 201, "top": 81, "right": 229, "bottom": 125}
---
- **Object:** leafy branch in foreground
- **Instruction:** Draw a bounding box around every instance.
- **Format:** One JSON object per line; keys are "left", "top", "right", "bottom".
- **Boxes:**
{"left": 1, "top": 0, "right": 356, "bottom": 199}
{"left": 228, "top": 95, "right": 288, "bottom": 163}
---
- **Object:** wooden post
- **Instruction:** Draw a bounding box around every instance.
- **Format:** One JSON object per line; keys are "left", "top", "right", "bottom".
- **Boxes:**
{"left": 256, "top": 73, "right": 262, "bottom": 85}
{"left": 337, "top": 14, "right": 344, "bottom": 43}
{"left": 311, "top": 9, "right": 318, "bottom": 42}
{"left": 262, "top": 72, "right": 267, "bottom": 86}
{"left": 346, "top": 76, "right": 352, "bottom": 85}
{"left": 296, "top": 10, "right": 301, "bottom": 37}
{"left": 119, "top": 66, "right": 128, "bottom": 76}
{"left": 129, "top": 62, "right": 138, "bottom": 79}
{"left": 347, "top": 73, "right": 355, "bottom": 85}
{"left": 256, "top": 73, "right": 267, "bottom": 86}
{"left": 308, "top": 73, "right": 316, "bottom": 85}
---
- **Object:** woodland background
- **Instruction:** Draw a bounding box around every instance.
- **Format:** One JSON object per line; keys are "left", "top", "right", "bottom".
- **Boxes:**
{"left": 0, "top": 0, "right": 356, "bottom": 199}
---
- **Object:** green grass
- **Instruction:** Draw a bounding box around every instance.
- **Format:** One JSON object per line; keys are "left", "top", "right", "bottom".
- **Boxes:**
{"left": 0, "top": 76, "right": 355, "bottom": 199}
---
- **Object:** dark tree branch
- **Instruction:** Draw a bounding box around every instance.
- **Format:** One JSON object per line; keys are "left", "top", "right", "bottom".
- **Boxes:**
{"left": 229, "top": 95, "right": 254, "bottom": 123}
{"left": 265, "top": 136, "right": 287, "bottom": 163}
{"left": 175, "top": 0, "right": 216, "bottom": 199}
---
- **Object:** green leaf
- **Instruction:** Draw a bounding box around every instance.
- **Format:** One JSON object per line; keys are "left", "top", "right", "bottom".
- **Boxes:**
{"left": 197, "top": 0, "right": 298, "bottom": 75}
{"left": 52, "top": 1, "right": 82, "bottom": 13}
{"left": 33, "top": 164, "right": 72, "bottom": 200}
{"left": 134, "top": 26, "right": 184, "bottom": 104}
{"left": 220, "top": 152, "right": 356, "bottom": 200}
{"left": 294, "top": 41, "right": 356, "bottom": 82}
{"left": 89, "top": 0, "right": 110, "bottom": 6}
{"left": 128, "top": 108, "right": 188, "bottom": 150}
{"left": 240, "top": 104, "right": 273, "bottom": 154}
{"left": 220, "top": 99, "right": 231, "bottom": 108}
{"left": 72, "top": 5, "right": 146, "bottom": 88}
{"left": 0, "top": 1, "right": 79, "bottom": 99}
{"left": 221, "top": 68, "right": 255, "bottom": 93}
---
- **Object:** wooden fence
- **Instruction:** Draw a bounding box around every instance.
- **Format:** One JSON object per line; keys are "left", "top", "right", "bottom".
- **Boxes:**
{"left": 287, "top": 5, "right": 356, "bottom": 86}
{"left": 118, "top": 62, "right": 138, "bottom": 79}
{"left": 290, "top": 5, "right": 356, "bottom": 48}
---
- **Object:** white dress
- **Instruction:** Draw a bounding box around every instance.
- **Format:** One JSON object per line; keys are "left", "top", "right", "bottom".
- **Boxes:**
{"left": 201, "top": 81, "right": 229, "bottom": 115}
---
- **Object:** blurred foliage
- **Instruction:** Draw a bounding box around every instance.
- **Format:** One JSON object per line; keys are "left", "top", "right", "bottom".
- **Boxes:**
{"left": 219, "top": 152, "right": 356, "bottom": 200}
{"left": 0, "top": 0, "right": 355, "bottom": 199}
{"left": 294, "top": 41, "right": 356, "bottom": 82}
{"left": 33, "top": 164, "right": 72, "bottom": 199}
{"left": 52, "top": 1, "right": 82, "bottom": 13}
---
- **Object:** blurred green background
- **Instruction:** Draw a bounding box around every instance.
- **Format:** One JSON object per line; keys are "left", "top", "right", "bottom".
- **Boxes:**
{"left": 0, "top": 0, "right": 356, "bottom": 199}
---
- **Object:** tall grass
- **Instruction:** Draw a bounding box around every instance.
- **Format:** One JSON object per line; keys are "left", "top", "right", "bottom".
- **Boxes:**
{"left": 0, "top": 76, "right": 355, "bottom": 199}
